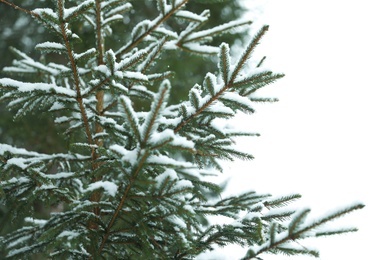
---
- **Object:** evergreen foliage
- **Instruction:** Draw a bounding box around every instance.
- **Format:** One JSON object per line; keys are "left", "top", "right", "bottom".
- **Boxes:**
{"left": 0, "top": 0, "right": 364, "bottom": 259}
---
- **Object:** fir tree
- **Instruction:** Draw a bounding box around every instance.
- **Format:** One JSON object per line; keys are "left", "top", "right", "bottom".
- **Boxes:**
{"left": 0, "top": 0, "right": 364, "bottom": 259}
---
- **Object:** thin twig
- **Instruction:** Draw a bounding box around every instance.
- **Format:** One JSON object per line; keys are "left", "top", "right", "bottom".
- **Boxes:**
{"left": 0, "top": 0, "right": 39, "bottom": 18}
{"left": 116, "top": 0, "right": 189, "bottom": 58}
{"left": 97, "top": 151, "right": 150, "bottom": 255}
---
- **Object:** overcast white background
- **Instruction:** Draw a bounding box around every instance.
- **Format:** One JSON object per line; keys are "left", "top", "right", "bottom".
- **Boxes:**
{"left": 206, "top": 0, "right": 390, "bottom": 259}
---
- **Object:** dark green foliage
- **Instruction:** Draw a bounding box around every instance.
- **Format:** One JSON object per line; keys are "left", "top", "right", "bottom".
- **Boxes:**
{"left": 0, "top": 0, "right": 363, "bottom": 259}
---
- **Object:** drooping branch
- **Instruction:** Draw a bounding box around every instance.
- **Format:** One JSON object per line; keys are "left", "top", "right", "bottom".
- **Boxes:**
{"left": 241, "top": 203, "right": 365, "bottom": 260}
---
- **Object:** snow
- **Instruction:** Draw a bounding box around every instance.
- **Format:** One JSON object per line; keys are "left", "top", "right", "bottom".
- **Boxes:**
{"left": 149, "top": 129, "right": 195, "bottom": 149}
{"left": 131, "top": 19, "right": 151, "bottom": 39}
{"left": 98, "top": 116, "right": 119, "bottom": 127}
{"left": 7, "top": 243, "right": 44, "bottom": 258}
{"left": 242, "top": 212, "right": 262, "bottom": 221}
{"left": 64, "top": 0, "right": 94, "bottom": 20}
{"left": 24, "top": 217, "right": 47, "bottom": 227}
{"left": 73, "top": 48, "right": 96, "bottom": 60}
{"left": 102, "top": 14, "right": 124, "bottom": 26}
{"left": 185, "top": 19, "right": 251, "bottom": 43}
{"left": 176, "top": 168, "right": 203, "bottom": 179}
{"left": 299, "top": 201, "right": 364, "bottom": 231}
{"left": 147, "top": 154, "right": 193, "bottom": 167}
{"left": 33, "top": 8, "right": 58, "bottom": 20}
{"left": 112, "top": 80, "right": 128, "bottom": 92}
{"left": 1, "top": 177, "right": 29, "bottom": 186}
{"left": 6, "top": 234, "right": 32, "bottom": 249}
{"left": 148, "top": 14, "right": 164, "bottom": 30}
{"left": 49, "top": 101, "right": 65, "bottom": 111}
{"left": 153, "top": 27, "right": 178, "bottom": 38}
{"left": 105, "top": 3, "right": 132, "bottom": 17}
{"left": 164, "top": 40, "right": 178, "bottom": 50}
{"left": 221, "top": 92, "right": 254, "bottom": 110}
{"left": 6, "top": 158, "right": 28, "bottom": 169}
{"left": 159, "top": 116, "right": 182, "bottom": 127}
{"left": 42, "top": 172, "right": 75, "bottom": 179}
{"left": 54, "top": 116, "right": 71, "bottom": 124}
{"left": 116, "top": 49, "right": 147, "bottom": 70}
{"left": 0, "top": 78, "right": 77, "bottom": 97}
{"left": 204, "top": 72, "right": 220, "bottom": 96}
{"left": 86, "top": 181, "right": 118, "bottom": 197}
{"left": 58, "top": 230, "right": 80, "bottom": 240}
{"left": 48, "top": 63, "right": 71, "bottom": 73}
{"left": 35, "top": 42, "right": 66, "bottom": 51}
{"left": 110, "top": 144, "right": 138, "bottom": 165}
{"left": 205, "top": 101, "right": 235, "bottom": 115}
{"left": 114, "top": 71, "right": 123, "bottom": 79}
{"left": 168, "top": 216, "right": 187, "bottom": 229}
{"left": 95, "top": 65, "right": 110, "bottom": 77}
{"left": 21, "top": 59, "right": 60, "bottom": 75}
{"left": 38, "top": 184, "right": 57, "bottom": 190}
{"left": 0, "top": 144, "right": 40, "bottom": 157}
{"left": 109, "top": 144, "right": 129, "bottom": 156}
{"left": 170, "top": 134, "right": 194, "bottom": 148}
{"left": 175, "top": 10, "right": 208, "bottom": 22}
{"left": 182, "top": 43, "right": 219, "bottom": 54}
{"left": 155, "top": 169, "right": 178, "bottom": 187}
{"left": 122, "top": 71, "right": 148, "bottom": 81}
{"left": 2, "top": 66, "right": 36, "bottom": 74}
{"left": 183, "top": 204, "right": 195, "bottom": 214}
{"left": 174, "top": 179, "right": 193, "bottom": 190}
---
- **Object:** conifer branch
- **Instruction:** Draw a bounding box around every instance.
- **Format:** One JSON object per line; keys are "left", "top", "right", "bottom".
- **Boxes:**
{"left": 229, "top": 25, "right": 269, "bottom": 86}
{"left": 65, "top": 1, "right": 95, "bottom": 22}
{"left": 140, "top": 37, "right": 169, "bottom": 73}
{"left": 82, "top": 78, "right": 110, "bottom": 98}
{"left": 120, "top": 96, "right": 142, "bottom": 144}
{"left": 241, "top": 203, "right": 365, "bottom": 260}
{"left": 182, "top": 19, "right": 252, "bottom": 44}
{"left": 120, "top": 37, "right": 168, "bottom": 101}
{"left": 81, "top": 49, "right": 148, "bottom": 98}
{"left": 102, "top": 98, "right": 118, "bottom": 113}
{"left": 142, "top": 81, "right": 170, "bottom": 146}
{"left": 116, "top": 0, "right": 189, "bottom": 58}
{"left": 57, "top": 0, "right": 95, "bottom": 159}
{"left": 174, "top": 86, "right": 226, "bottom": 133}
{"left": 174, "top": 26, "right": 269, "bottom": 133}
{"left": 97, "top": 150, "right": 150, "bottom": 255}
{"left": 176, "top": 10, "right": 210, "bottom": 46}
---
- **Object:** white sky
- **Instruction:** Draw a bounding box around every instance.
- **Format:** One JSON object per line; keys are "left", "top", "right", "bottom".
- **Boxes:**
{"left": 209, "top": 0, "right": 390, "bottom": 259}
